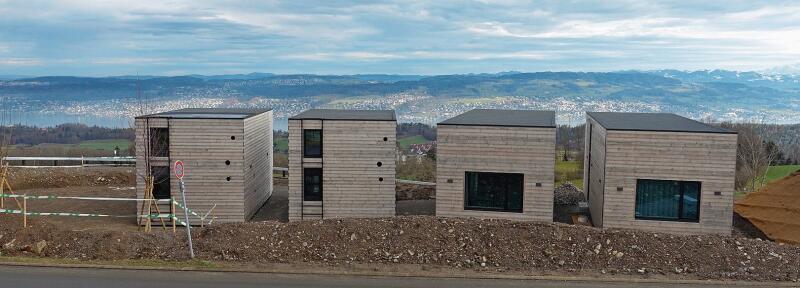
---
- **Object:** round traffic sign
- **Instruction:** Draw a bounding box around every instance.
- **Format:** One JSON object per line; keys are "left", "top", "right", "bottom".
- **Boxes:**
{"left": 174, "top": 160, "right": 185, "bottom": 179}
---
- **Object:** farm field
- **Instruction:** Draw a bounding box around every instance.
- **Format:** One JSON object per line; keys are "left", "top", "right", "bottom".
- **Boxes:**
{"left": 274, "top": 136, "right": 288, "bottom": 152}
{"left": 556, "top": 151, "right": 583, "bottom": 190}
{"left": 397, "top": 135, "right": 430, "bottom": 149}
{"left": 765, "top": 165, "right": 800, "bottom": 183}
{"left": 7, "top": 139, "right": 133, "bottom": 157}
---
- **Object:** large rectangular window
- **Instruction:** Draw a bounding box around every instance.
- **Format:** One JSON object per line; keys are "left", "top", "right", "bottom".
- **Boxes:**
{"left": 151, "top": 166, "right": 171, "bottom": 199}
{"left": 464, "top": 171, "right": 523, "bottom": 213}
{"left": 635, "top": 179, "right": 700, "bottom": 222}
{"left": 303, "top": 129, "right": 322, "bottom": 158}
{"left": 303, "top": 168, "right": 323, "bottom": 201}
{"left": 149, "top": 128, "right": 169, "bottom": 157}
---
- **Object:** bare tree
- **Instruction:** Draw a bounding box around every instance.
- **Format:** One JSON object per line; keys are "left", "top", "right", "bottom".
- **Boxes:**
{"left": 734, "top": 124, "right": 779, "bottom": 192}
{"left": 131, "top": 77, "right": 170, "bottom": 230}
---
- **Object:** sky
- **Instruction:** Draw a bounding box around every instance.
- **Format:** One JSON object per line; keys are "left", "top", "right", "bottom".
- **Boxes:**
{"left": 0, "top": 0, "right": 799, "bottom": 76}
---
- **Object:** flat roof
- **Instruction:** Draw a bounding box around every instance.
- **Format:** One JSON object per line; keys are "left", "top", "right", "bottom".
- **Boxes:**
{"left": 137, "top": 108, "right": 272, "bottom": 119}
{"left": 587, "top": 112, "right": 735, "bottom": 134}
{"left": 438, "top": 109, "right": 556, "bottom": 128}
{"left": 289, "top": 109, "right": 396, "bottom": 121}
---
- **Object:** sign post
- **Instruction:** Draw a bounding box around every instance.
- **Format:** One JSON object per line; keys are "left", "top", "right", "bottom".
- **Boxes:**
{"left": 174, "top": 160, "right": 194, "bottom": 258}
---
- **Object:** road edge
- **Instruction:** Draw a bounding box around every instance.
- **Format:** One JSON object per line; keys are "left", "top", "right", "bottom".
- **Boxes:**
{"left": 0, "top": 258, "right": 793, "bottom": 286}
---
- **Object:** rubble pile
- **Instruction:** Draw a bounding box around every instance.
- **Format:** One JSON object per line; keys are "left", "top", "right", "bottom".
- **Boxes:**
{"left": 553, "top": 182, "right": 585, "bottom": 205}
{"left": 1, "top": 216, "right": 798, "bottom": 282}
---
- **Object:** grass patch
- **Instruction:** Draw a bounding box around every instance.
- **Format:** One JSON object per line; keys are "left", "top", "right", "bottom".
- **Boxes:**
{"left": 274, "top": 136, "right": 288, "bottom": 152}
{"left": 78, "top": 139, "right": 132, "bottom": 151}
{"left": 397, "top": 135, "right": 430, "bottom": 149}
{"left": 556, "top": 151, "right": 583, "bottom": 190}
{"left": 765, "top": 165, "right": 800, "bottom": 183}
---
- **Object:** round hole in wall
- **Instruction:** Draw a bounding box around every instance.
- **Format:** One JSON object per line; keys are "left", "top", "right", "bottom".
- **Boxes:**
{"left": 225, "top": 160, "right": 231, "bottom": 166}
{"left": 383, "top": 137, "right": 388, "bottom": 142}
{"left": 226, "top": 176, "right": 232, "bottom": 182}
{"left": 230, "top": 136, "right": 236, "bottom": 140}
{"left": 377, "top": 161, "right": 383, "bottom": 167}
{"left": 379, "top": 177, "right": 384, "bottom": 182}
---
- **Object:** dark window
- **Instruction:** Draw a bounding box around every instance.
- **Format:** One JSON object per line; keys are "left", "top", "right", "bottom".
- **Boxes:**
{"left": 464, "top": 172, "right": 523, "bottom": 213}
{"left": 149, "top": 128, "right": 169, "bottom": 157}
{"left": 304, "top": 168, "right": 323, "bottom": 201}
{"left": 303, "top": 129, "right": 322, "bottom": 158}
{"left": 635, "top": 179, "right": 701, "bottom": 222}
{"left": 151, "top": 166, "right": 171, "bottom": 199}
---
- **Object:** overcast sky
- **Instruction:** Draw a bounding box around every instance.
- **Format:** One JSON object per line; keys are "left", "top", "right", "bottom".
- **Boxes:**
{"left": 1, "top": 0, "right": 799, "bottom": 76}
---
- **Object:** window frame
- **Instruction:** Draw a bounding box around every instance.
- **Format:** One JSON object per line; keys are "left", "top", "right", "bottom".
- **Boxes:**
{"left": 303, "top": 168, "right": 323, "bottom": 202}
{"left": 151, "top": 166, "right": 171, "bottom": 199}
{"left": 303, "top": 129, "right": 323, "bottom": 158}
{"left": 634, "top": 179, "right": 701, "bottom": 223}
{"left": 463, "top": 171, "right": 524, "bottom": 213}
{"left": 149, "top": 128, "right": 169, "bottom": 157}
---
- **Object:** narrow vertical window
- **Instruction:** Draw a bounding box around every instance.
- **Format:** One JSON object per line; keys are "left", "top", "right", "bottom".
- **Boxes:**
{"left": 303, "top": 168, "right": 323, "bottom": 201}
{"left": 149, "top": 128, "right": 169, "bottom": 157}
{"left": 303, "top": 129, "right": 322, "bottom": 158}
{"left": 151, "top": 166, "right": 171, "bottom": 199}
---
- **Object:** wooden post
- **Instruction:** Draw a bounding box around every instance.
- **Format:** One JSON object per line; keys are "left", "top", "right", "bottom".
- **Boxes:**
{"left": 22, "top": 194, "right": 27, "bottom": 228}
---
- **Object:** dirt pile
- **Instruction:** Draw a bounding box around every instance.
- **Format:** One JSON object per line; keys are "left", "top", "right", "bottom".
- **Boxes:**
{"left": 735, "top": 172, "right": 800, "bottom": 244}
{"left": 553, "top": 182, "right": 585, "bottom": 205}
{"left": 396, "top": 183, "right": 435, "bottom": 200}
{"left": 1, "top": 216, "right": 799, "bottom": 282}
{"left": 5, "top": 167, "right": 135, "bottom": 190}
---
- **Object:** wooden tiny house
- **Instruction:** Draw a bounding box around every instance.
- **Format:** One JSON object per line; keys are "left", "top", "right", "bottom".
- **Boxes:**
{"left": 436, "top": 109, "right": 556, "bottom": 222}
{"left": 583, "top": 112, "right": 737, "bottom": 235}
{"left": 135, "top": 108, "right": 273, "bottom": 223}
{"left": 288, "top": 109, "right": 396, "bottom": 221}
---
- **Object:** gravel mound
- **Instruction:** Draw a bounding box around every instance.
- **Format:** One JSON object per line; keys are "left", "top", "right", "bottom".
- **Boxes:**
{"left": 554, "top": 182, "right": 585, "bottom": 205}
{"left": 2, "top": 216, "right": 799, "bottom": 282}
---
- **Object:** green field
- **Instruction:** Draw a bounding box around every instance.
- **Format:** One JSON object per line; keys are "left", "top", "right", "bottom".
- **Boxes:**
{"left": 556, "top": 151, "right": 583, "bottom": 189}
{"left": 765, "top": 165, "right": 800, "bottom": 183}
{"left": 8, "top": 139, "right": 133, "bottom": 157}
{"left": 274, "top": 137, "right": 288, "bottom": 152}
{"left": 397, "top": 135, "right": 430, "bottom": 149}
{"left": 77, "top": 139, "right": 132, "bottom": 151}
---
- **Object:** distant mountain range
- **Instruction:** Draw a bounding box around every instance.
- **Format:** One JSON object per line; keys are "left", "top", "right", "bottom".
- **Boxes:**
{"left": 0, "top": 69, "right": 798, "bottom": 128}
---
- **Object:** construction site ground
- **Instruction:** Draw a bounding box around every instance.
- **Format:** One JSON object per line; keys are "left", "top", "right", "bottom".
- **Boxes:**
{"left": 1, "top": 167, "right": 799, "bottom": 282}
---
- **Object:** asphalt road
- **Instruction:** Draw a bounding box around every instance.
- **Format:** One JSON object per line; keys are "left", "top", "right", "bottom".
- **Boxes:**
{"left": 0, "top": 265, "right": 775, "bottom": 288}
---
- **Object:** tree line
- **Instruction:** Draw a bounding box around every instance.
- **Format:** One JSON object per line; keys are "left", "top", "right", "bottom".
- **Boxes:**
{"left": 0, "top": 124, "right": 133, "bottom": 145}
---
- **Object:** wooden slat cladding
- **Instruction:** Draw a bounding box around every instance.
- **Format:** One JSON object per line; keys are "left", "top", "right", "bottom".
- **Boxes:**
{"left": 586, "top": 114, "right": 737, "bottom": 235}
{"left": 436, "top": 125, "right": 555, "bottom": 221}
{"left": 136, "top": 113, "right": 273, "bottom": 224}
{"left": 584, "top": 117, "right": 607, "bottom": 228}
{"left": 288, "top": 119, "right": 396, "bottom": 221}
{"left": 243, "top": 111, "right": 273, "bottom": 220}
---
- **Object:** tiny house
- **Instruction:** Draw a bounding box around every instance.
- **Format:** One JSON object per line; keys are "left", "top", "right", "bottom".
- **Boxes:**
{"left": 436, "top": 109, "right": 556, "bottom": 221}
{"left": 288, "top": 109, "right": 396, "bottom": 221}
{"left": 135, "top": 108, "right": 273, "bottom": 223}
{"left": 584, "top": 112, "right": 737, "bottom": 235}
